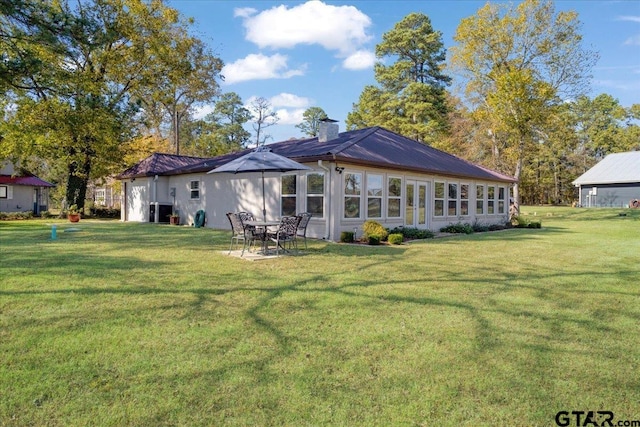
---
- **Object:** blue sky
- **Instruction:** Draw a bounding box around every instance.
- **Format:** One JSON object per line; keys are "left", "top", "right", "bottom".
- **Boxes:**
{"left": 167, "top": 0, "right": 640, "bottom": 143}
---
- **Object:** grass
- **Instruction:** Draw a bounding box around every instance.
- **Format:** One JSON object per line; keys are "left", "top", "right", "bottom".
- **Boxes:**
{"left": 1, "top": 206, "right": 639, "bottom": 426}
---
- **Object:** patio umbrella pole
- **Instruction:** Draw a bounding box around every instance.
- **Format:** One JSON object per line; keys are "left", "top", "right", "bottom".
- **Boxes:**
{"left": 261, "top": 170, "right": 266, "bottom": 222}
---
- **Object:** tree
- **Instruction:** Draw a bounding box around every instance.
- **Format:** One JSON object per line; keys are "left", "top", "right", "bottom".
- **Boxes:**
{"left": 180, "top": 92, "right": 251, "bottom": 157}
{"left": 0, "top": 0, "right": 223, "bottom": 210}
{"left": 248, "top": 97, "right": 279, "bottom": 147}
{"left": 296, "top": 107, "right": 327, "bottom": 137}
{"left": 347, "top": 12, "right": 451, "bottom": 144}
{"left": 449, "top": 0, "right": 597, "bottom": 212}
{"left": 136, "top": 36, "right": 223, "bottom": 155}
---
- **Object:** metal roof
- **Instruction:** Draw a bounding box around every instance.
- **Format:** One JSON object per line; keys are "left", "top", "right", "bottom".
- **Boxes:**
{"left": 572, "top": 151, "right": 640, "bottom": 186}
{"left": 119, "top": 126, "right": 516, "bottom": 183}
{"left": 0, "top": 174, "right": 54, "bottom": 187}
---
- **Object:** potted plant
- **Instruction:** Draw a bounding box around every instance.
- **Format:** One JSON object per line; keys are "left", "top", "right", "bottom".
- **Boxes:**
{"left": 170, "top": 213, "right": 180, "bottom": 225}
{"left": 67, "top": 205, "right": 81, "bottom": 223}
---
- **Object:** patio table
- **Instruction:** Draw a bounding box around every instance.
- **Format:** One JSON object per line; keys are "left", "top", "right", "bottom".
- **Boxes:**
{"left": 244, "top": 220, "right": 280, "bottom": 253}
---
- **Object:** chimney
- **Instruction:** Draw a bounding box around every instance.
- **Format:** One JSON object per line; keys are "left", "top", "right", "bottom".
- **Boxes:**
{"left": 318, "top": 118, "right": 339, "bottom": 142}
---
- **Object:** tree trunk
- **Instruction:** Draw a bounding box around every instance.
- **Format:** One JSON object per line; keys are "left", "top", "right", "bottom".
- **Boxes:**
{"left": 65, "top": 155, "right": 92, "bottom": 211}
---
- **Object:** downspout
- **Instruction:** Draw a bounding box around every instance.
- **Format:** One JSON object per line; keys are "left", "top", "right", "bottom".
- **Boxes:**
{"left": 153, "top": 175, "right": 159, "bottom": 223}
{"left": 317, "top": 160, "right": 331, "bottom": 240}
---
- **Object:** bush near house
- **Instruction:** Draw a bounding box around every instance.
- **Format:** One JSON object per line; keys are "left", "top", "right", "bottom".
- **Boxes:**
{"left": 362, "top": 220, "right": 388, "bottom": 242}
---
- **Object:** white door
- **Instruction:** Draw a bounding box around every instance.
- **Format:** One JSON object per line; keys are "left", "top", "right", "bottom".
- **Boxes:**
{"left": 405, "top": 180, "right": 429, "bottom": 228}
{"left": 127, "top": 182, "right": 148, "bottom": 222}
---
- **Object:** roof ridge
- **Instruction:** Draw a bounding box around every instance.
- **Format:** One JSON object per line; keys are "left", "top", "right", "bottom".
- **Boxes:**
{"left": 329, "top": 126, "right": 380, "bottom": 155}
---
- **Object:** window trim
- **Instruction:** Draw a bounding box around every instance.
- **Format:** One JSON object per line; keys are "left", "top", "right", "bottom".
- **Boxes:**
{"left": 448, "top": 182, "right": 458, "bottom": 217}
{"left": 343, "top": 171, "right": 362, "bottom": 219}
{"left": 434, "top": 181, "right": 445, "bottom": 217}
{"left": 189, "top": 180, "right": 200, "bottom": 200}
{"left": 386, "top": 176, "right": 402, "bottom": 218}
{"left": 281, "top": 173, "right": 297, "bottom": 217}
{"left": 306, "top": 171, "right": 324, "bottom": 219}
{"left": 476, "top": 184, "right": 485, "bottom": 215}
{"left": 366, "top": 173, "right": 383, "bottom": 219}
{"left": 460, "top": 183, "right": 469, "bottom": 216}
{"left": 0, "top": 186, "right": 7, "bottom": 199}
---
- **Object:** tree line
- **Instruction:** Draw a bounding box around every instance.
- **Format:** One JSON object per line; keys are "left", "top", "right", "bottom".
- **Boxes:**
{"left": 1, "top": 0, "right": 638, "bottom": 210}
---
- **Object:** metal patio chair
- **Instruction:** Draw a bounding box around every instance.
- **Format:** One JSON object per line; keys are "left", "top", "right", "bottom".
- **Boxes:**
{"left": 226, "top": 212, "right": 261, "bottom": 256}
{"left": 295, "top": 212, "right": 312, "bottom": 249}
{"left": 267, "top": 215, "right": 301, "bottom": 256}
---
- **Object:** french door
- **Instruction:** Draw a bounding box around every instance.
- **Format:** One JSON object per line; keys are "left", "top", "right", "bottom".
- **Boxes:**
{"left": 405, "top": 180, "right": 428, "bottom": 228}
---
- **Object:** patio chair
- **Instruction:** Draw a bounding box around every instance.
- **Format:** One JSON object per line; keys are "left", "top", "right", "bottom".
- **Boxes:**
{"left": 295, "top": 212, "right": 312, "bottom": 249}
{"left": 267, "top": 215, "right": 301, "bottom": 256}
{"left": 226, "top": 212, "right": 261, "bottom": 256}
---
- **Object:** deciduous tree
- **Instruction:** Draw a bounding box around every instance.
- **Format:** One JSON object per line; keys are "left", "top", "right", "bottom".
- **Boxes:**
{"left": 449, "top": 0, "right": 597, "bottom": 211}
{"left": 296, "top": 107, "right": 327, "bottom": 137}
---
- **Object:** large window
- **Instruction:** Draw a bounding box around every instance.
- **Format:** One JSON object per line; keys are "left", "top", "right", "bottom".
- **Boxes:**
{"left": 434, "top": 181, "right": 445, "bottom": 216}
{"left": 0, "top": 186, "right": 7, "bottom": 199}
{"left": 306, "top": 173, "right": 324, "bottom": 217}
{"left": 387, "top": 177, "right": 401, "bottom": 217}
{"left": 367, "top": 174, "right": 383, "bottom": 218}
{"left": 460, "top": 184, "right": 469, "bottom": 216}
{"left": 448, "top": 183, "right": 458, "bottom": 216}
{"left": 488, "top": 186, "right": 495, "bottom": 214}
{"left": 498, "top": 187, "right": 506, "bottom": 214}
{"left": 281, "top": 174, "right": 297, "bottom": 216}
{"left": 344, "top": 172, "right": 361, "bottom": 218}
{"left": 476, "top": 185, "right": 485, "bottom": 215}
{"left": 190, "top": 180, "right": 200, "bottom": 199}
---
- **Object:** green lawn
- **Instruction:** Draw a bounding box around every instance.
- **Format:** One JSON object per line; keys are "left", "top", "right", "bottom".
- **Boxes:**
{"left": 1, "top": 207, "right": 639, "bottom": 426}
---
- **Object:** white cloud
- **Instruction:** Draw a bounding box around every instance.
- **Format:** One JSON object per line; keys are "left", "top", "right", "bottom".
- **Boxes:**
{"left": 239, "top": 1, "right": 372, "bottom": 56}
{"left": 342, "top": 50, "right": 376, "bottom": 70}
{"left": 270, "top": 93, "right": 312, "bottom": 108}
{"left": 617, "top": 15, "right": 640, "bottom": 23}
{"left": 234, "top": 7, "right": 257, "bottom": 18}
{"left": 623, "top": 34, "right": 640, "bottom": 45}
{"left": 222, "top": 53, "right": 306, "bottom": 84}
{"left": 274, "top": 108, "right": 306, "bottom": 125}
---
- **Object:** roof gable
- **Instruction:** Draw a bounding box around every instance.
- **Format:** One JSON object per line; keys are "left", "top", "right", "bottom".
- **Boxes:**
{"left": 573, "top": 151, "right": 640, "bottom": 185}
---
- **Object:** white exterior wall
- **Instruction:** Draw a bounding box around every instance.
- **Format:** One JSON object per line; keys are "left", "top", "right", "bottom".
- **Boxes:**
{"left": 120, "top": 162, "right": 510, "bottom": 241}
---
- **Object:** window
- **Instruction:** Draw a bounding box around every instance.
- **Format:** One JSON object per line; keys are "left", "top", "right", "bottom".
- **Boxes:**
{"left": 434, "top": 181, "right": 445, "bottom": 217}
{"left": 476, "top": 185, "right": 485, "bottom": 215}
{"left": 448, "top": 183, "right": 458, "bottom": 216}
{"left": 0, "top": 186, "right": 7, "bottom": 199}
{"left": 95, "top": 189, "right": 106, "bottom": 206}
{"left": 488, "top": 186, "right": 495, "bottom": 214}
{"left": 190, "top": 181, "right": 200, "bottom": 199}
{"left": 367, "top": 174, "right": 383, "bottom": 218}
{"left": 498, "top": 187, "right": 506, "bottom": 214}
{"left": 344, "top": 172, "right": 361, "bottom": 218}
{"left": 387, "top": 177, "right": 401, "bottom": 217}
{"left": 281, "top": 174, "right": 297, "bottom": 216}
{"left": 306, "top": 173, "right": 324, "bottom": 217}
{"left": 460, "top": 184, "right": 469, "bottom": 216}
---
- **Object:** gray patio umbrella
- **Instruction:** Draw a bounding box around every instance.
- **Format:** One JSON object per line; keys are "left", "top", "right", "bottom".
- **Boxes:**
{"left": 207, "top": 146, "right": 312, "bottom": 221}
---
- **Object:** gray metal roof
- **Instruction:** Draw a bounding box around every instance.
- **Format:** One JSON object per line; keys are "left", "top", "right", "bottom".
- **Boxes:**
{"left": 573, "top": 151, "right": 640, "bottom": 186}
{"left": 119, "top": 126, "right": 516, "bottom": 183}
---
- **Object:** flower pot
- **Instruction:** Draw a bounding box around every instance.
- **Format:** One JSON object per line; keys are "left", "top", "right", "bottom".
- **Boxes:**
{"left": 68, "top": 213, "right": 80, "bottom": 223}
{"left": 170, "top": 216, "right": 180, "bottom": 225}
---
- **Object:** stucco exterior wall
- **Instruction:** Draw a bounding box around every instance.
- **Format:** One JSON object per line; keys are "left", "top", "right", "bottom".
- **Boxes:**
{"left": 120, "top": 161, "right": 511, "bottom": 242}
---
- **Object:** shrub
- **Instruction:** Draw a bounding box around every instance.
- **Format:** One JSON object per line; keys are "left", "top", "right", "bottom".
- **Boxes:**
{"left": 362, "top": 220, "right": 388, "bottom": 241}
{"left": 472, "top": 220, "right": 490, "bottom": 232}
{"left": 512, "top": 216, "right": 542, "bottom": 229}
{"left": 388, "top": 233, "right": 403, "bottom": 245}
{"left": 440, "top": 222, "right": 474, "bottom": 234}
{"left": 528, "top": 220, "right": 542, "bottom": 229}
{"left": 367, "top": 235, "right": 380, "bottom": 245}
{"left": 90, "top": 207, "right": 121, "bottom": 218}
{"left": 340, "top": 231, "right": 354, "bottom": 243}
{"left": 387, "top": 226, "right": 434, "bottom": 240}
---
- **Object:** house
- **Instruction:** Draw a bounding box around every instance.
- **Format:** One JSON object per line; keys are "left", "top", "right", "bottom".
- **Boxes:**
{"left": 117, "top": 123, "right": 516, "bottom": 241}
{"left": 0, "top": 161, "right": 54, "bottom": 214}
{"left": 572, "top": 151, "right": 640, "bottom": 208}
